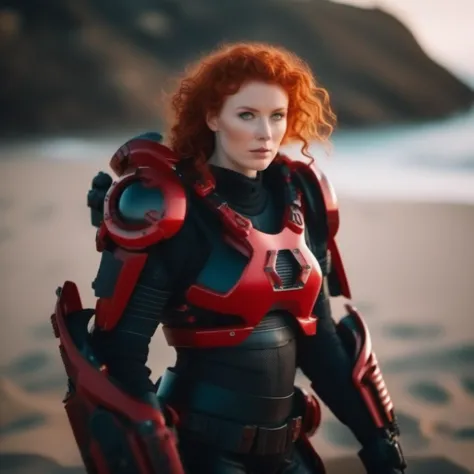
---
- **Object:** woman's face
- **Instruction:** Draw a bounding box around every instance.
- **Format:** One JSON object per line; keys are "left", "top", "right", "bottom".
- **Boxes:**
{"left": 206, "top": 81, "right": 289, "bottom": 178}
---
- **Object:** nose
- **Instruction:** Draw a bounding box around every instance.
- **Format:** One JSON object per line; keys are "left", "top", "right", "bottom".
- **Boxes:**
{"left": 256, "top": 118, "right": 271, "bottom": 141}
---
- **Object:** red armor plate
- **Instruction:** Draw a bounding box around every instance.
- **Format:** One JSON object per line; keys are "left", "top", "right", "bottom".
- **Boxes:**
{"left": 99, "top": 139, "right": 187, "bottom": 252}
{"left": 94, "top": 140, "right": 188, "bottom": 330}
{"left": 282, "top": 155, "right": 351, "bottom": 299}
{"left": 50, "top": 281, "right": 184, "bottom": 474}
{"left": 163, "top": 186, "right": 323, "bottom": 348}
{"left": 94, "top": 249, "right": 148, "bottom": 330}
{"left": 338, "top": 304, "right": 396, "bottom": 431}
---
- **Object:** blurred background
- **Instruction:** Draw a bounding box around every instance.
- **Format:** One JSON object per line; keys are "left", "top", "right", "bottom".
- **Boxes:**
{"left": 0, "top": 1, "right": 473, "bottom": 473}
{"left": 1, "top": 0, "right": 474, "bottom": 200}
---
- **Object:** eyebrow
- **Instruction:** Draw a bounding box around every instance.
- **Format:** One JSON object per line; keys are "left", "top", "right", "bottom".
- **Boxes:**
{"left": 236, "top": 106, "right": 287, "bottom": 112}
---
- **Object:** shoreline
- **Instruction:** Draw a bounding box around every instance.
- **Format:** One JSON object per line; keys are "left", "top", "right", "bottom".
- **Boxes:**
{"left": 1, "top": 155, "right": 474, "bottom": 207}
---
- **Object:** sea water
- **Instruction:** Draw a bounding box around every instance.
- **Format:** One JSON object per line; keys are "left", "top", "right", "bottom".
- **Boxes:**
{"left": 284, "top": 103, "right": 474, "bottom": 204}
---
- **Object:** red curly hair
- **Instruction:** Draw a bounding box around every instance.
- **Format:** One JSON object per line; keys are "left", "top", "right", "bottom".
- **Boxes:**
{"left": 165, "top": 42, "right": 336, "bottom": 165}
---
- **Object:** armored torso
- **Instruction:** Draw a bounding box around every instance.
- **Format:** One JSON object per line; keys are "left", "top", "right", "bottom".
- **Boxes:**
{"left": 90, "top": 138, "right": 327, "bottom": 428}
{"left": 156, "top": 161, "right": 323, "bottom": 426}
{"left": 162, "top": 160, "right": 322, "bottom": 349}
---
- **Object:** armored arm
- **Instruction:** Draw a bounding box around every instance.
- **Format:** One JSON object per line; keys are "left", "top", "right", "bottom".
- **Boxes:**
{"left": 90, "top": 243, "right": 173, "bottom": 399}
{"left": 52, "top": 136, "right": 188, "bottom": 474}
{"left": 337, "top": 304, "right": 405, "bottom": 473}
{"left": 291, "top": 158, "right": 406, "bottom": 474}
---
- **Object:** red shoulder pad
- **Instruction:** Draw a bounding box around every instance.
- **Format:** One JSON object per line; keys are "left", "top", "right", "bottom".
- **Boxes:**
{"left": 279, "top": 154, "right": 339, "bottom": 239}
{"left": 98, "top": 139, "right": 187, "bottom": 251}
{"left": 279, "top": 154, "right": 351, "bottom": 299}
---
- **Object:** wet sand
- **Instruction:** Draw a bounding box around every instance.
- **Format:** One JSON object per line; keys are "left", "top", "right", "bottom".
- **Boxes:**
{"left": 0, "top": 157, "right": 473, "bottom": 473}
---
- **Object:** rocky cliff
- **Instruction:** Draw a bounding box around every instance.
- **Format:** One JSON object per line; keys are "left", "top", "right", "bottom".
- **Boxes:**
{"left": 1, "top": 0, "right": 473, "bottom": 138}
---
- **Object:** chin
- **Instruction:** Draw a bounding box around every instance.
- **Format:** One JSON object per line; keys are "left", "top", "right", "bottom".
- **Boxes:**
{"left": 252, "top": 161, "right": 271, "bottom": 172}
{"left": 248, "top": 157, "right": 274, "bottom": 172}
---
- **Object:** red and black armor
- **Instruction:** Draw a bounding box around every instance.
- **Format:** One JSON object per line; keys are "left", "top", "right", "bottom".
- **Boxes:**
{"left": 161, "top": 154, "right": 323, "bottom": 348}
{"left": 93, "top": 136, "right": 187, "bottom": 331}
{"left": 52, "top": 135, "right": 406, "bottom": 474}
{"left": 51, "top": 281, "right": 184, "bottom": 474}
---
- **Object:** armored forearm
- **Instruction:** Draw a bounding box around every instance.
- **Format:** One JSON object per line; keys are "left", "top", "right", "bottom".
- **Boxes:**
{"left": 337, "top": 304, "right": 398, "bottom": 437}
{"left": 51, "top": 282, "right": 184, "bottom": 474}
{"left": 337, "top": 304, "right": 406, "bottom": 473}
{"left": 297, "top": 280, "right": 406, "bottom": 473}
{"left": 298, "top": 285, "right": 381, "bottom": 445}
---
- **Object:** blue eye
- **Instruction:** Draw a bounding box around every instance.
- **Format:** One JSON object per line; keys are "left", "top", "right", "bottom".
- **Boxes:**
{"left": 272, "top": 113, "right": 285, "bottom": 120}
{"left": 239, "top": 112, "right": 254, "bottom": 120}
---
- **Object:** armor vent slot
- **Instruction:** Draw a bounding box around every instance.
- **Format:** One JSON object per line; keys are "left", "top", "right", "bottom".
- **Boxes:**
{"left": 275, "top": 250, "right": 300, "bottom": 289}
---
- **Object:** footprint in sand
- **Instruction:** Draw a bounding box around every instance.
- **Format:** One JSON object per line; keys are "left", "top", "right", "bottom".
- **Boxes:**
{"left": 0, "top": 414, "right": 47, "bottom": 437}
{"left": 0, "top": 453, "right": 470, "bottom": 474}
{"left": 460, "top": 376, "right": 474, "bottom": 397}
{"left": 31, "top": 322, "right": 57, "bottom": 341}
{"left": 405, "top": 375, "right": 474, "bottom": 450}
{"left": 27, "top": 203, "right": 56, "bottom": 223}
{"left": 22, "top": 373, "right": 68, "bottom": 393}
{"left": 320, "top": 420, "right": 360, "bottom": 449}
{"left": 327, "top": 456, "right": 472, "bottom": 474}
{"left": 435, "top": 420, "right": 474, "bottom": 441}
{"left": 407, "top": 380, "right": 452, "bottom": 404}
{"left": 452, "top": 427, "right": 474, "bottom": 440}
{"left": 401, "top": 457, "right": 472, "bottom": 474}
{"left": 395, "top": 412, "right": 431, "bottom": 449}
{"left": 2, "top": 351, "right": 67, "bottom": 393}
{"left": 383, "top": 323, "right": 444, "bottom": 340}
{"left": 321, "top": 411, "right": 430, "bottom": 450}
{"left": 384, "top": 343, "right": 474, "bottom": 374}
{"left": 0, "top": 454, "right": 84, "bottom": 474}
{"left": 3, "top": 351, "right": 50, "bottom": 377}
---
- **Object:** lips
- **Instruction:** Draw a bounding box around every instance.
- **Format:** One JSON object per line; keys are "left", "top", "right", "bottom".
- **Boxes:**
{"left": 250, "top": 148, "right": 270, "bottom": 152}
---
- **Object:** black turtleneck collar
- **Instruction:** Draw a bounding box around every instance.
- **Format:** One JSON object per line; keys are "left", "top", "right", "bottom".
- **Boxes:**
{"left": 209, "top": 164, "right": 267, "bottom": 216}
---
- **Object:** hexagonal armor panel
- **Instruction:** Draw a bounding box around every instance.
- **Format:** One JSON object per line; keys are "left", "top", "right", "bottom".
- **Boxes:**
{"left": 275, "top": 249, "right": 302, "bottom": 289}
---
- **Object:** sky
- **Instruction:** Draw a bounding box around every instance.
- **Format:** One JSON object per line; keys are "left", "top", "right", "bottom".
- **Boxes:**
{"left": 332, "top": 0, "right": 474, "bottom": 84}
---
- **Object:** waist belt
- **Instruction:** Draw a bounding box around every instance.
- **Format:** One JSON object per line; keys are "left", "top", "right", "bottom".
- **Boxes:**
{"left": 179, "top": 410, "right": 302, "bottom": 456}
{"left": 156, "top": 368, "right": 294, "bottom": 425}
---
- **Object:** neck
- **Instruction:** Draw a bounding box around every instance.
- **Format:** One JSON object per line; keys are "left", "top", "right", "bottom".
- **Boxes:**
{"left": 207, "top": 151, "right": 257, "bottom": 178}
{"left": 208, "top": 164, "right": 266, "bottom": 215}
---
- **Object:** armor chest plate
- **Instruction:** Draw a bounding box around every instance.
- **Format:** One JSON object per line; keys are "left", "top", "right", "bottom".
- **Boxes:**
{"left": 162, "top": 189, "right": 323, "bottom": 348}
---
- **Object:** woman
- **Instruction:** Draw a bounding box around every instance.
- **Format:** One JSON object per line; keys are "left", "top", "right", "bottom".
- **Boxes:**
{"left": 53, "top": 42, "right": 406, "bottom": 474}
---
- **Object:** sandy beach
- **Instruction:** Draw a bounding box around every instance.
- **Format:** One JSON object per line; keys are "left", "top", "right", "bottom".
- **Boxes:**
{"left": 0, "top": 157, "right": 473, "bottom": 473}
